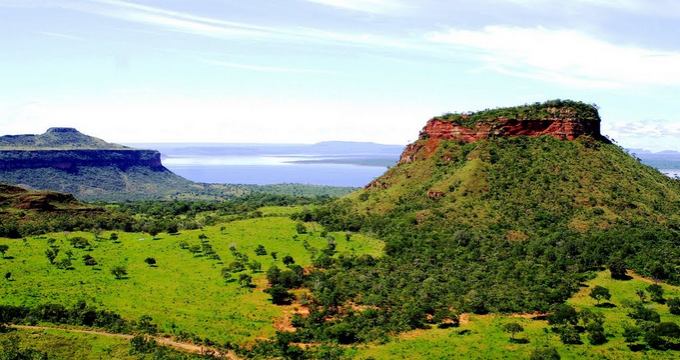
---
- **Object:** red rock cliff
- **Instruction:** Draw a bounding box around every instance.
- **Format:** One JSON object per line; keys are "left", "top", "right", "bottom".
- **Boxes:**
{"left": 399, "top": 106, "right": 603, "bottom": 164}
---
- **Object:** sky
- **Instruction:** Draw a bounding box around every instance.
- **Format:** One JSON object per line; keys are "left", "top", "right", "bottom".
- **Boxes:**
{"left": 1, "top": 0, "right": 679, "bottom": 150}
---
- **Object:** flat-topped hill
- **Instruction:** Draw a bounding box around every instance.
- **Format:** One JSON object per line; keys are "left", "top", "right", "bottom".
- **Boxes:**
{"left": 0, "top": 128, "right": 193, "bottom": 201}
{"left": 0, "top": 127, "right": 130, "bottom": 150}
{"left": 310, "top": 100, "right": 680, "bottom": 318}
{"left": 402, "top": 100, "right": 603, "bottom": 164}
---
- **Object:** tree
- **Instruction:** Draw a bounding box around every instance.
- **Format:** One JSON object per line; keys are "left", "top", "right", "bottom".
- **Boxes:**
{"left": 266, "top": 265, "right": 281, "bottom": 285}
{"left": 608, "top": 257, "right": 627, "bottom": 279}
{"left": 264, "top": 285, "right": 294, "bottom": 305}
{"left": 45, "top": 248, "right": 60, "bottom": 264}
{"left": 189, "top": 244, "right": 201, "bottom": 255}
{"left": 220, "top": 267, "right": 233, "bottom": 283}
{"left": 254, "top": 244, "right": 267, "bottom": 256}
{"left": 144, "top": 258, "right": 157, "bottom": 267}
{"left": 622, "top": 323, "right": 642, "bottom": 343}
{"left": 247, "top": 261, "right": 262, "bottom": 272}
{"left": 109, "top": 233, "right": 119, "bottom": 241}
{"left": 635, "top": 289, "right": 647, "bottom": 303}
{"left": 111, "top": 265, "right": 128, "bottom": 279}
{"left": 228, "top": 261, "right": 245, "bottom": 272}
{"left": 647, "top": 284, "right": 665, "bottom": 303}
{"left": 529, "top": 347, "right": 560, "bottom": 360}
{"left": 559, "top": 325, "right": 581, "bottom": 344}
{"left": 69, "top": 236, "right": 91, "bottom": 249}
{"left": 166, "top": 223, "right": 179, "bottom": 234}
{"left": 548, "top": 304, "right": 579, "bottom": 326}
{"left": 0, "top": 244, "right": 8, "bottom": 258}
{"left": 502, "top": 322, "right": 524, "bottom": 341}
{"left": 198, "top": 233, "right": 208, "bottom": 241}
{"left": 295, "top": 221, "right": 307, "bottom": 234}
{"left": 667, "top": 297, "right": 680, "bottom": 315}
{"left": 282, "top": 255, "right": 295, "bottom": 266}
{"left": 4, "top": 272, "right": 10, "bottom": 281}
{"left": 586, "top": 321, "right": 606, "bottom": 345}
{"left": 271, "top": 251, "right": 278, "bottom": 260}
{"left": 589, "top": 285, "right": 611, "bottom": 305}
{"left": 179, "top": 240, "right": 189, "bottom": 249}
{"left": 137, "top": 315, "right": 158, "bottom": 335}
{"left": 238, "top": 273, "right": 253, "bottom": 287}
{"left": 83, "top": 255, "right": 97, "bottom": 266}
{"left": 56, "top": 257, "right": 72, "bottom": 270}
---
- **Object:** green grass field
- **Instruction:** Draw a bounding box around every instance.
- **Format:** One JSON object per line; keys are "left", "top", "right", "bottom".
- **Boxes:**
{"left": 351, "top": 271, "right": 680, "bottom": 360}
{"left": 0, "top": 211, "right": 383, "bottom": 346}
{"left": 0, "top": 328, "right": 135, "bottom": 360}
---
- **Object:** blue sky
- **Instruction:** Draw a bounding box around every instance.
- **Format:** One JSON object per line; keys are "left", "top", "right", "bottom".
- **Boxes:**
{"left": 1, "top": 0, "right": 679, "bottom": 150}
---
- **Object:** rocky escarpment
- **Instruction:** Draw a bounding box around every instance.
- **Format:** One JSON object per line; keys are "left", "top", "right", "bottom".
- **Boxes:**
{"left": 0, "top": 150, "right": 164, "bottom": 171}
{"left": 398, "top": 100, "right": 604, "bottom": 164}
{"left": 0, "top": 128, "right": 193, "bottom": 201}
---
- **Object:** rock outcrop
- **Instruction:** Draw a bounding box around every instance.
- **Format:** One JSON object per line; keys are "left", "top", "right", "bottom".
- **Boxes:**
{"left": 398, "top": 102, "right": 604, "bottom": 165}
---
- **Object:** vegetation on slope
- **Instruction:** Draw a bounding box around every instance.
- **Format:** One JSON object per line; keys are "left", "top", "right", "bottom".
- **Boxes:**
{"left": 433, "top": 99, "right": 600, "bottom": 128}
{"left": 352, "top": 270, "right": 680, "bottom": 360}
{"left": 0, "top": 214, "right": 383, "bottom": 347}
{"left": 0, "top": 127, "right": 129, "bottom": 150}
{"left": 281, "top": 135, "right": 680, "bottom": 347}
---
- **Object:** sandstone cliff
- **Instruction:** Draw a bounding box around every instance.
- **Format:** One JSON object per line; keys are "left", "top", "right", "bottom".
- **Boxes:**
{"left": 399, "top": 100, "right": 604, "bottom": 165}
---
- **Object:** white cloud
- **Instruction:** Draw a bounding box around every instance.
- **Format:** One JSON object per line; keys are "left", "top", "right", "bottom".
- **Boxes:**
{"left": 604, "top": 120, "right": 680, "bottom": 138}
{"left": 71, "top": 0, "right": 417, "bottom": 50}
{"left": 37, "top": 31, "right": 84, "bottom": 41}
{"left": 303, "top": 0, "right": 408, "bottom": 14}
{"left": 200, "top": 59, "right": 331, "bottom": 74}
{"left": 426, "top": 26, "right": 680, "bottom": 88}
{"left": 0, "top": 96, "right": 425, "bottom": 145}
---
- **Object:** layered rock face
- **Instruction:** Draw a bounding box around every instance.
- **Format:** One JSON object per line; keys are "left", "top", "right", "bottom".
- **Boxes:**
{"left": 0, "top": 150, "right": 164, "bottom": 171}
{"left": 399, "top": 105, "right": 603, "bottom": 164}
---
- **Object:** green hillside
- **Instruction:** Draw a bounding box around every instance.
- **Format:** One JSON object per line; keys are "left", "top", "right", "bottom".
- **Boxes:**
{"left": 281, "top": 102, "right": 680, "bottom": 348}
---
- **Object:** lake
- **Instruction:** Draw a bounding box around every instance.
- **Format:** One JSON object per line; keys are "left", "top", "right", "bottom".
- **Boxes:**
{"left": 163, "top": 156, "right": 388, "bottom": 187}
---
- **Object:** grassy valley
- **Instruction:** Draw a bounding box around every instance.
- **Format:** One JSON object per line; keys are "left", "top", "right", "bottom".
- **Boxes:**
{"left": 3, "top": 102, "right": 680, "bottom": 359}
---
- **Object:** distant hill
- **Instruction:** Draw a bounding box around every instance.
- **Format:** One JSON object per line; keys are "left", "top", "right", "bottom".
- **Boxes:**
{"left": 0, "top": 127, "right": 130, "bottom": 150}
{"left": 0, "top": 128, "right": 197, "bottom": 201}
{"left": 0, "top": 129, "right": 359, "bottom": 201}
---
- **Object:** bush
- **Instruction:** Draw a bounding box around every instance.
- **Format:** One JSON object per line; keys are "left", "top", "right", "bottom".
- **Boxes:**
{"left": 530, "top": 347, "right": 560, "bottom": 360}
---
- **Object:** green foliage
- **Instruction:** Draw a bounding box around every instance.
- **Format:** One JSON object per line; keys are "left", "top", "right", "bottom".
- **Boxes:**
{"left": 608, "top": 257, "right": 628, "bottom": 279}
{"left": 68, "top": 237, "right": 91, "bottom": 250}
{"left": 648, "top": 284, "right": 665, "bottom": 303}
{"left": 667, "top": 298, "right": 680, "bottom": 315}
{"left": 254, "top": 244, "right": 267, "bottom": 256}
{"left": 264, "top": 285, "right": 294, "bottom": 305}
{"left": 589, "top": 286, "right": 611, "bottom": 305}
{"left": 238, "top": 274, "right": 253, "bottom": 288}
{"left": 82, "top": 255, "right": 97, "bottom": 266}
{"left": 111, "top": 265, "right": 127, "bottom": 279}
{"left": 433, "top": 100, "right": 599, "bottom": 129}
{"left": 502, "top": 322, "right": 524, "bottom": 340}
{"left": 586, "top": 321, "right": 607, "bottom": 345}
{"left": 548, "top": 305, "right": 579, "bottom": 326}
{"left": 0, "top": 244, "right": 8, "bottom": 258}
{"left": 558, "top": 325, "right": 581, "bottom": 345}
{"left": 529, "top": 347, "right": 561, "bottom": 360}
